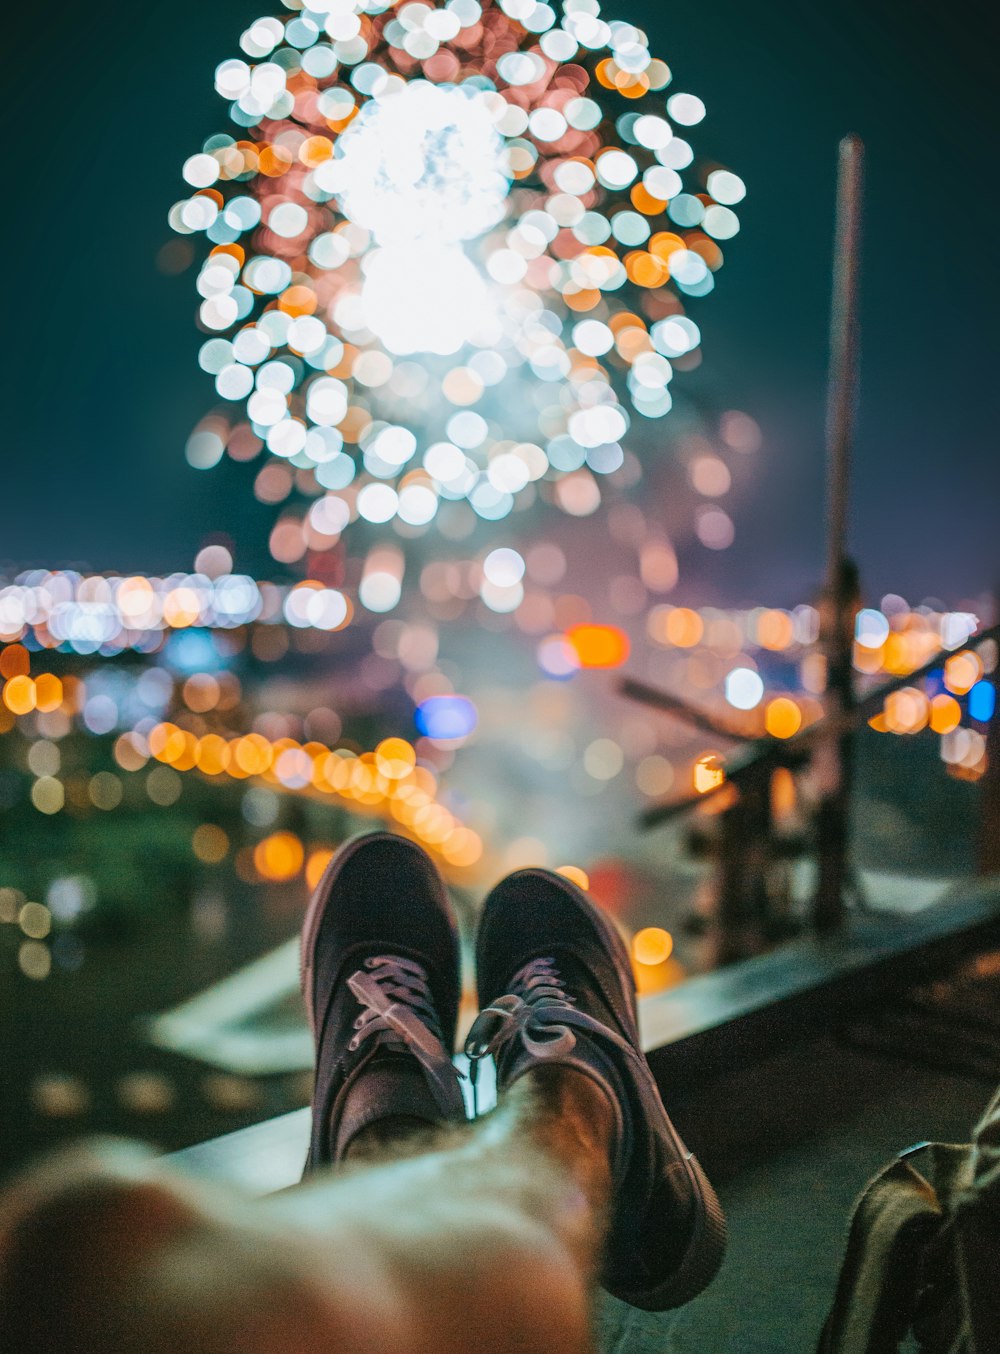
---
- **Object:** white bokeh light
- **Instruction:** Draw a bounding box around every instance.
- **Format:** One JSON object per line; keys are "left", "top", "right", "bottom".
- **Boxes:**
{"left": 725, "top": 667, "right": 764, "bottom": 710}
{"left": 333, "top": 81, "right": 511, "bottom": 246}
{"left": 361, "top": 242, "right": 496, "bottom": 355}
{"left": 178, "top": 0, "right": 744, "bottom": 566}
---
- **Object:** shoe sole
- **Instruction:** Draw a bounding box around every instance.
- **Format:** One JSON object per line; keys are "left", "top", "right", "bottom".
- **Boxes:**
{"left": 478, "top": 868, "right": 727, "bottom": 1311}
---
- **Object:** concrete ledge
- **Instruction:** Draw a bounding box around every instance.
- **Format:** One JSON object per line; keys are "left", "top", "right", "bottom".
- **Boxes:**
{"left": 171, "top": 881, "right": 1000, "bottom": 1191}
{"left": 643, "top": 878, "right": 1000, "bottom": 1086}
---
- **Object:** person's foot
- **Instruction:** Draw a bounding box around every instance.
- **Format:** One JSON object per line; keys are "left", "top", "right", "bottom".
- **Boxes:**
{"left": 467, "top": 868, "right": 726, "bottom": 1311}
{"left": 301, "top": 831, "right": 466, "bottom": 1170}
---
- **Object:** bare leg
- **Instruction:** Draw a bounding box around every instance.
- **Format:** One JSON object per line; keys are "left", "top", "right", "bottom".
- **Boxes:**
{"left": 0, "top": 1069, "right": 614, "bottom": 1354}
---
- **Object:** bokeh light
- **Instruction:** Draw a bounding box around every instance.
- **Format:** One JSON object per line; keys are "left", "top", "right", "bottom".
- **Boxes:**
{"left": 173, "top": 0, "right": 741, "bottom": 565}
{"left": 764, "top": 696, "right": 801, "bottom": 740}
{"left": 253, "top": 830, "right": 305, "bottom": 881}
{"left": 566, "top": 622, "right": 629, "bottom": 668}
{"left": 555, "top": 863, "right": 590, "bottom": 889}
{"left": 692, "top": 752, "right": 724, "bottom": 793}
{"left": 724, "top": 665, "right": 763, "bottom": 710}
{"left": 632, "top": 925, "right": 673, "bottom": 966}
{"left": 415, "top": 693, "right": 478, "bottom": 739}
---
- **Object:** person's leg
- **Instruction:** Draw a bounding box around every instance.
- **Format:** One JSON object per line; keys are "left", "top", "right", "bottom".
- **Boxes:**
{"left": 266, "top": 1074, "right": 611, "bottom": 1353}
{"left": 0, "top": 1087, "right": 605, "bottom": 1354}
{"left": 0, "top": 835, "right": 611, "bottom": 1353}
{"left": 0, "top": 843, "right": 724, "bottom": 1351}
{"left": 271, "top": 828, "right": 624, "bottom": 1351}
{"left": 0, "top": 1138, "right": 398, "bottom": 1354}
{"left": 469, "top": 866, "right": 727, "bottom": 1311}
{"left": 270, "top": 1061, "right": 615, "bottom": 1277}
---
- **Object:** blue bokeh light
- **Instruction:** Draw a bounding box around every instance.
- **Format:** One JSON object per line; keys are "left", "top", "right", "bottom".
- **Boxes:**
{"left": 415, "top": 695, "right": 477, "bottom": 741}
{"left": 968, "top": 680, "right": 996, "bottom": 723}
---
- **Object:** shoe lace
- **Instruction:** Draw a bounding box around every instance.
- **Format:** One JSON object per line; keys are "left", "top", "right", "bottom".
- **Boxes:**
{"left": 347, "top": 955, "right": 461, "bottom": 1114}
{"left": 463, "top": 956, "right": 640, "bottom": 1117}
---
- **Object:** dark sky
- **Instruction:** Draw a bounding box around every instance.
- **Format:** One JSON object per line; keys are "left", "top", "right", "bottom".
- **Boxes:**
{"left": 3, "top": 0, "right": 997, "bottom": 607}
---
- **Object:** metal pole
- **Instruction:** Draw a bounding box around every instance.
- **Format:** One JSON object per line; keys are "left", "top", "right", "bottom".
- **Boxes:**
{"left": 979, "top": 598, "right": 1000, "bottom": 875}
{"left": 824, "top": 134, "right": 865, "bottom": 593}
{"left": 814, "top": 135, "right": 865, "bottom": 933}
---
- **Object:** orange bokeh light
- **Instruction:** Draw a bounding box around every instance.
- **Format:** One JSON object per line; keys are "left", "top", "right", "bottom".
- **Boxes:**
{"left": 630, "top": 183, "right": 667, "bottom": 215}
{"left": 298, "top": 135, "right": 334, "bottom": 166}
{"left": 2, "top": 675, "right": 35, "bottom": 715}
{"left": 306, "top": 847, "right": 335, "bottom": 892}
{"left": 0, "top": 645, "right": 29, "bottom": 679}
{"left": 756, "top": 609, "right": 794, "bottom": 651}
{"left": 441, "top": 829, "right": 484, "bottom": 869}
{"left": 254, "top": 831, "right": 305, "bottom": 882}
{"left": 149, "top": 722, "right": 185, "bottom": 762}
{"left": 33, "top": 673, "right": 63, "bottom": 712}
{"left": 929, "top": 693, "right": 962, "bottom": 734}
{"left": 210, "top": 242, "right": 245, "bottom": 266}
{"left": 565, "top": 624, "right": 630, "bottom": 669}
{"left": 234, "top": 733, "right": 273, "bottom": 776}
{"left": 665, "top": 608, "right": 704, "bottom": 648}
{"left": 195, "top": 734, "right": 231, "bottom": 776}
{"left": 632, "top": 926, "right": 674, "bottom": 966}
{"left": 375, "top": 737, "right": 417, "bottom": 780}
{"left": 944, "top": 651, "right": 983, "bottom": 696}
{"left": 693, "top": 754, "right": 725, "bottom": 794}
{"left": 649, "top": 232, "right": 685, "bottom": 264}
{"left": 555, "top": 865, "right": 590, "bottom": 890}
{"left": 884, "top": 687, "right": 929, "bottom": 735}
{"left": 258, "top": 144, "right": 294, "bottom": 176}
{"left": 563, "top": 286, "right": 601, "bottom": 312}
{"left": 279, "top": 284, "right": 319, "bottom": 317}
{"left": 765, "top": 697, "right": 802, "bottom": 740}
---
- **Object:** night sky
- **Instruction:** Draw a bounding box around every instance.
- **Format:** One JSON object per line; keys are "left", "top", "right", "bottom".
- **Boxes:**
{"left": 4, "top": 0, "right": 996, "bottom": 607}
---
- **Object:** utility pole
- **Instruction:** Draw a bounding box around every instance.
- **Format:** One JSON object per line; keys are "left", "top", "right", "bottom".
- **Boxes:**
{"left": 814, "top": 135, "right": 865, "bottom": 933}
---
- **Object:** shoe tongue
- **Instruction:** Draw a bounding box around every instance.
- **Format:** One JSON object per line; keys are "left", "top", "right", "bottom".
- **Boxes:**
{"left": 332, "top": 1050, "right": 448, "bottom": 1160}
{"left": 539, "top": 948, "right": 624, "bottom": 1035}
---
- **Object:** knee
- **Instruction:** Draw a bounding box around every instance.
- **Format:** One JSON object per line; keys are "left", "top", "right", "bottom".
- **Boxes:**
{"left": 1, "top": 1139, "right": 201, "bottom": 1262}
{"left": 0, "top": 1140, "right": 204, "bottom": 1353}
{"left": 0, "top": 1142, "right": 403, "bottom": 1354}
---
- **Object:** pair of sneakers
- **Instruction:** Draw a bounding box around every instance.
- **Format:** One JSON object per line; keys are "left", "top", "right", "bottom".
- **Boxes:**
{"left": 300, "top": 830, "right": 726, "bottom": 1312}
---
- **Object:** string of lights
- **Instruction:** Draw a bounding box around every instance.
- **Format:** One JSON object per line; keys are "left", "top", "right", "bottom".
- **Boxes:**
{"left": 2, "top": 585, "right": 992, "bottom": 771}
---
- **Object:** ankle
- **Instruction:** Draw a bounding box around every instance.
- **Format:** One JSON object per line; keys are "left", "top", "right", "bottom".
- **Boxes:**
{"left": 510, "top": 1065, "right": 617, "bottom": 1211}
{"left": 525, "top": 1063, "right": 616, "bottom": 1133}
{"left": 342, "top": 1114, "right": 436, "bottom": 1163}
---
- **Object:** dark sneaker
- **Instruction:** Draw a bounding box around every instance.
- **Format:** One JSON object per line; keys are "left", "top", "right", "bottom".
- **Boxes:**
{"left": 301, "top": 830, "right": 466, "bottom": 1170}
{"left": 467, "top": 867, "right": 726, "bottom": 1311}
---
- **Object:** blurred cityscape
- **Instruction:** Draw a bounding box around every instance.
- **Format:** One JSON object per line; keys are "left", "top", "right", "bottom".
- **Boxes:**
{"left": 2, "top": 554, "right": 993, "bottom": 1172}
